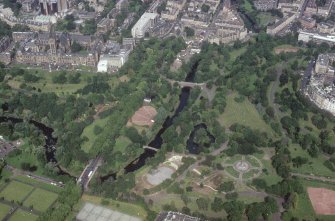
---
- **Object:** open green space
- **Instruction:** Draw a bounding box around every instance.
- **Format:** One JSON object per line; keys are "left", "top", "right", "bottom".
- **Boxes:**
{"left": 225, "top": 166, "right": 240, "bottom": 178}
{"left": 8, "top": 209, "right": 38, "bottom": 221}
{"left": 23, "top": 188, "right": 58, "bottom": 212}
{"left": 219, "top": 93, "right": 273, "bottom": 135}
{"left": 81, "top": 118, "right": 109, "bottom": 153}
{"left": 256, "top": 13, "right": 277, "bottom": 27}
{"left": 0, "top": 181, "right": 34, "bottom": 203}
{"left": 113, "top": 136, "right": 132, "bottom": 152}
{"left": 245, "top": 156, "right": 261, "bottom": 168}
{"left": 289, "top": 144, "right": 335, "bottom": 178}
{"left": 5, "top": 143, "right": 45, "bottom": 176}
{"left": 0, "top": 203, "right": 11, "bottom": 220}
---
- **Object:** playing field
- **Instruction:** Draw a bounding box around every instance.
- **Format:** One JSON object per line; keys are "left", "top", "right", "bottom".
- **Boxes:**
{"left": 0, "top": 181, "right": 34, "bottom": 203}
{"left": 23, "top": 188, "right": 58, "bottom": 212}
{"left": 8, "top": 209, "right": 38, "bottom": 221}
{"left": 129, "top": 106, "right": 157, "bottom": 127}
{"left": 0, "top": 203, "right": 11, "bottom": 220}
{"left": 308, "top": 187, "right": 335, "bottom": 215}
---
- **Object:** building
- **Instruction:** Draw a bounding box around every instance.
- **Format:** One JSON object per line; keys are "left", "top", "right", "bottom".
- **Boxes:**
{"left": 317, "top": 22, "right": 335, "bottom": 34}
{"left": 131, "top": 12, "right": 158, "bottom": 38}
{"left": 97, "top": 18, "right": 115, "bottom": 33}
{"left": 305, "top": 53, "right": 335, "bottom": 116}
{"left": 116, "top": 0, "right": 128, "bottom": 11}
{"left": 299, "top": 16, "right": 316, "bottom": 29}
{"left": 253, "top": 0, "right": 278, "bottom": 11}
{"left": 155, "top": 212, "right": 204, "bottom": 221}
{"left": 266, "top": 12, "right": 296, "bottom": 35}
{"left": 96, "top": 40, "right": 133, "bottom": 72}
{"left": 298, "top": 31, "right": 335, "bottom": 44}
{"left": 39, "top": 0, "right": 68, "bottom": 15}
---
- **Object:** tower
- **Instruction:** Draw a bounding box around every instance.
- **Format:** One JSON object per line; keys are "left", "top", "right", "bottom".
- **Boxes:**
{"left": 48, "top": 26, "right": 57, "bottom": 54}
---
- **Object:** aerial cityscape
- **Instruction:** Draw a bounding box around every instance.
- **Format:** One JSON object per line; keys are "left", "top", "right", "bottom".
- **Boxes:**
{"left": 0, "top": 0, "right": 335, "bottom": 220}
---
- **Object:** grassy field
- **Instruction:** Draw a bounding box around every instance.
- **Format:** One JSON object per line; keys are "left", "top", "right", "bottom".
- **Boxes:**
{"left": 289, "top": 144, "right": 335, "bottom": 178}
{"left": 5, "top": 143, "right": 44, "bottom": 176}
{"left": 0, "top": 203, "right": 11, "bottom": 220}
{"left": 23, "top": 188, "right": 58, "bottom": 212}
{"left": 8, "top": 209, "right": 38, "bottom": 221}
{"left": 256, "top": 12, "right": 277, "bottom": 27}
{"left": 80, "top": 195, "right": 147, "bottom": 220}
{"left": 0, "top": 181, "right": 34, "bottom": 203}
{"left": 228, "top": 47, "right": 247, "bottom": 66}
{"left": 219, "top": 93, "right": 273, "bottom": 135}
{"left": 113, "top": 136, "right": 132, "bottom": 152}
{"left": 81, "top": 118, "right": 109, "bottom": 153}
{"left": 242, "top": 0, "right": 253, "bottom": 12}
{"left": 288, "top": 179, "right": 335, "bottom": 221}
{"left": 225, "top": 166, "right": 240, "bottom": 178}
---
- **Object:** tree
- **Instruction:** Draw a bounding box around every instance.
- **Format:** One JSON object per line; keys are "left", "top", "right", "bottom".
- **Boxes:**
{"left": 223, "top": 200, "right": 245, "bottom": 221}
{"left": 80, "top": 19, "right": 97, "bottom": 35}
{"left": 211, "top": 197, "right": 224, "bottom": 212}
{"left": 201, "top": 4, "right": 210, "bottom": 13}
{"left": 196, "top": 197, "right": 209, "bottom": 210}
{"left": 71, "top": 41, "right": 83, "bottom": 53}
{"left": 184, "top": 27, "right": 195, "bottom": 37}
{"left": 219, "top": 181, "right": 234, "bottom": 192}
{"left": 52, "top": 72, "right": 67, "bottom": 84}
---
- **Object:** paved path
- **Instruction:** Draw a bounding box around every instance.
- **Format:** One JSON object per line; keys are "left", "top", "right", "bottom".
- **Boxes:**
{"left": 5, "top": 165, "right": 64, "bottom": 188}
{"left": 291, "top": 172, "right": 335, "bottom": 183}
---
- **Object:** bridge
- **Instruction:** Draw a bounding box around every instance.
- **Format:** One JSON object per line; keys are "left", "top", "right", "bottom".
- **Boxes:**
{"left": 77, "top": 156, "right": 102, "bottom": 190}
{"left": 143, "top": 146, "right": 159, "bottom": 152}
{"left": 168, "top": 80, "right": 206, "bottom": 89}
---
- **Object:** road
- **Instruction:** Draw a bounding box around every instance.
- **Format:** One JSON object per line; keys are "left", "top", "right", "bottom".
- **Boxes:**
{"left": 300, "top": 59, "right": 315, "bottom": 91}
{"left": 77, "top": 156, "right": 101, "bottom": 190}
{"left": 5, "top": 165, "right": 64, "bottom": 188}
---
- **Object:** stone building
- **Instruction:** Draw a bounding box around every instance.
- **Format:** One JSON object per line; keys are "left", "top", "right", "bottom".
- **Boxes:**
{"left": 253, "top": 0, "right": 278, "bottom": 11}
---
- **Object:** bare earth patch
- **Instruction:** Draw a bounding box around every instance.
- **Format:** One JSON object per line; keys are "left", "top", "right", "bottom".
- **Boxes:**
{"left": 274, "top": 47, "right": 299, "bottom": 54}
{"left": 129, "top": 106, "right": 157, "bottom": 127}
{"left": 307, "top": 187, "right": 335, "bottom": 215}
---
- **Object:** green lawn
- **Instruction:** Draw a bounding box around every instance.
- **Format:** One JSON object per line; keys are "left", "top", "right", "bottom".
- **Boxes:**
{"left": 228, "top": 47, "right": 247, "bottom": 65}
{"left": 81, "top": 118, "right": 109, "bottom": 153}
{"left": 289, "top": 144, "right": 335, "bottom": 178}
{"left": 256, "top": 12, "right": 277, "bottom": 27}
{"left": 113, "top": 136, "right": 132, "bottom": 152}
{"left": 242, "top": 0, "right": 253, "bottom": 12}
{"left": 23, "top": 188, "right": 58, "bottom": 212}
{"left": 288, "top": 179, "right": 335, "bottom": 221}
{"left": 8, "top": 209, "right": 38, "bottom": 221}
{"left": 0, "top": 181, "right": 34, "bottom": 203}
{"left": 0, "top": 203, "right": 11, "bottom": 220}
{"left": 219, "top": 93, "right": 274, "bottom": 135}
{"left": 257, "top": 159, "right": 282, "bottom": 186}
{"left": 5, "top": 143, "right": 44, "bottom": 176}
{"left": 225, "top": 166, "right": 240, "bottom": 178}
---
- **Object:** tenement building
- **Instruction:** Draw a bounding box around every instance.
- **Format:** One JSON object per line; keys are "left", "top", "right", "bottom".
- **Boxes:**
{"left": 305, "top": 53, "right": 335, "bottom": 115}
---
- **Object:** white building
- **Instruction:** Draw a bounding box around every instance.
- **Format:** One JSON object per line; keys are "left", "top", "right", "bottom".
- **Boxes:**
{"left": 131, "top": 12, "right": 158, "bottom": 38}
{"left": 298, "top": 31, "right": 335, "bottom": 44}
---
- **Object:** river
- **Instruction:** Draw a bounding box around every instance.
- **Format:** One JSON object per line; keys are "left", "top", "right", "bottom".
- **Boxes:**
{"left": 0, "top": 115, "right": 73, "bottom": 177}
